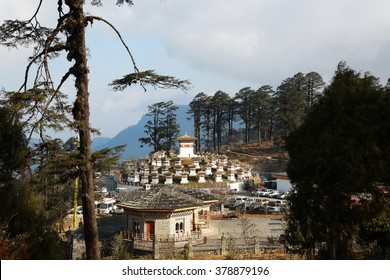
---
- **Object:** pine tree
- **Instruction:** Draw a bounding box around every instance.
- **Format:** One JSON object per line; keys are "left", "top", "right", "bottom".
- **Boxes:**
{"left": 285, "top": 62, "right": 389, "bottom": 259}
{"left": 234, "top": 87, "right": 255, "bottom": 145}
{"left": 0, "top": 0, "right": 189, "bottom": 259}
{"left": 188, "top": 92, "right": 209, "bottom": 152}
{"left": 139, "top": 101, "right": 180, "bottom": 155}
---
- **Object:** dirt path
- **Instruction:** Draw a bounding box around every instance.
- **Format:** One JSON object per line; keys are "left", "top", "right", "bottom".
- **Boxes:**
{"left": 61, "top": 213, "right": 126, "bottom": 239}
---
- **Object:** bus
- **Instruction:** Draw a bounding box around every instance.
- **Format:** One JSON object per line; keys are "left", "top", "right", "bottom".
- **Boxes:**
{"left": 96, "top": 198, "right": 117, "bottom": 214}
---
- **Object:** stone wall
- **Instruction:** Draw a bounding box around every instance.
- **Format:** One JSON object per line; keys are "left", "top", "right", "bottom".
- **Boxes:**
{"left": 126, "top": 211, "right": 194, "bottom": 239}
{"left": 71, "top": 234, "right": 86, "bottom": 260}
{"left": 130, "top": 236, "right": 284, "bottom": 259}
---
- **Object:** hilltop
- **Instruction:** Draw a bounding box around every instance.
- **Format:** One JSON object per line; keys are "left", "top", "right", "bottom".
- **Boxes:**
{"left": 228, "top": 142, "right": 288, "bottom": 174}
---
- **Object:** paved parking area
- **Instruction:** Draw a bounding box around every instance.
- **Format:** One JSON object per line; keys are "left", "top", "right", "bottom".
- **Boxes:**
{"left": 208, "top": 214, "right": 285, "bottom": 239}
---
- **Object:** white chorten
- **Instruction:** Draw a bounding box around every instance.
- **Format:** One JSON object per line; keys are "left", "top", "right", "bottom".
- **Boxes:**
{"left": 177, "top": 133, "right": 197, "bottom": 158}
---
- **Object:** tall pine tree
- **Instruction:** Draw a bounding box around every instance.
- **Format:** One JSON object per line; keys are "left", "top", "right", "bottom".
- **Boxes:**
{"left": 285, "top": 62, "right": 389, "bottom": 259}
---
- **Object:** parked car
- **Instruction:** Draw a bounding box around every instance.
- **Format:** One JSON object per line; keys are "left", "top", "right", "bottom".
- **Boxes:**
{"left": 257, "top": 188, "right": 273, "bottom": 197}
{"left": 76, "top": 206, "right": 83, "bottom": 214}
{"left": 228, "top": 189, "right": 237, "bottom": 195}
{"left": 268, "top": 200, "right": 277, "bottom": 207}
{"left": 245, "top": 205, "right": 254, "bottom": 211}
{"left": 246, "top": 204, "right": 266, "bottom": 213}
{"left": 252, "top": 205, "right": 266, "bottom": 213}
{"left": 278, "top": 192, "right": 289, "bottom": 199}
{"left": 227, "top": 204, "right": 237, "bottom": 210}
{"left": 261, "top": 198, "right": 270, "bottom": 205}
{"left": 267, "top": 206, "right": 281, "bottom": 213}
{"left": 245, "top": 198, "right": 255, "bottom": 204}
{"left": 268, "top": 190, "right": 280, "bottom": 198}
{"left": 111, "top": 208, "right": 124, "bottom": 215}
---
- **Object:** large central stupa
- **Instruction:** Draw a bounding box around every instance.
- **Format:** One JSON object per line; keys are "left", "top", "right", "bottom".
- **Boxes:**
{"left": 177, "top": 133, "right": 197, "bottom": 158}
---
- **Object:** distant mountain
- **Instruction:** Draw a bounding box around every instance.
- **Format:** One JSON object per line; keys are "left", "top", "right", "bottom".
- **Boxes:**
{"left": 92, "top": 105, "right": 194, "bottom": 160}
{"left": 91, "top": 137, "right": 110, "bottom": 150}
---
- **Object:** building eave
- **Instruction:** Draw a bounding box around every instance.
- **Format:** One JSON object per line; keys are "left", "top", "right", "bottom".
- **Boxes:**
{"left": 118, "top": 205, "right": 200, "bottom": 213}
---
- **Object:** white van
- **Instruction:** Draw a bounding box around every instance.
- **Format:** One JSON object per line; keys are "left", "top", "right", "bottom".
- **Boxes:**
{"left": 97, "top": 198, "right": 117, "bottom": 214}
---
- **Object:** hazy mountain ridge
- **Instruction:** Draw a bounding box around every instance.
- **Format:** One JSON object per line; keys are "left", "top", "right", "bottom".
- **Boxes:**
{"left": 92, "top": 105, "right": 194, "bottom": 160}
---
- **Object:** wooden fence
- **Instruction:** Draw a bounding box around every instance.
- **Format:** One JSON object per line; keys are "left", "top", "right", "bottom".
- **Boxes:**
{"left": 124, "top": 234, "right": 284, "bottom": 259}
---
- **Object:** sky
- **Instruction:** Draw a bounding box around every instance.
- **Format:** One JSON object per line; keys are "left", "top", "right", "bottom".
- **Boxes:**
{"left": 1, "top": 0, "right": 390, "bottom": 139}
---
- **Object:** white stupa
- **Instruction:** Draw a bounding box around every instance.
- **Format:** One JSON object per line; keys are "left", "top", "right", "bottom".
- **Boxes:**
{"left": 177, "top": 133, "right": 197, "bottom": 158}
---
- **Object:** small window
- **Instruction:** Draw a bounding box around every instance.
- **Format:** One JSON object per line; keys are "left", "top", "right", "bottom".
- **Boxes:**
{"left": 175, "top": 220, "right": 184, "bottom": 233}
{"left": 133, "top": 221, "right": 140, "bottom": 234}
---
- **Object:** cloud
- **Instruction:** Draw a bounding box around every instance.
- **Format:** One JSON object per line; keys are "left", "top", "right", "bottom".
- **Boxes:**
{"left": 108, "top": 0, "right": 390, "bottom": 86}
{"left": 93, "top": 88, "right": 189, "bottom": 136}
{"left": 2, "top": 0, "right": 390, "bottom": 138}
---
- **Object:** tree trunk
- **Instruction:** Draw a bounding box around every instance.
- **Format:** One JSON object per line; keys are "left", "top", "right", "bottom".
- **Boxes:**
{"left": 329, "top": 211, "right": 338, "bottom": 260}
{"left": 195, "top": 115, "right": 200, "bottom": 152}
{"left": 257, "top": 120, "right": 261, "bottom": 145}
{"left": 245, "top": 122, "right": 250, "bottom": 145}
{"left": 67, "top": 0, "right": 101, "bottom": 260}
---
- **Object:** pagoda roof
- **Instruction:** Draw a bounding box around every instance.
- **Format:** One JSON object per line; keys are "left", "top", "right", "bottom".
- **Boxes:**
{"left": 116, "top": 185, "right": 219, "bottom": 212}
{"left": 177, "top": 133, "right": 197, "bottom": 141}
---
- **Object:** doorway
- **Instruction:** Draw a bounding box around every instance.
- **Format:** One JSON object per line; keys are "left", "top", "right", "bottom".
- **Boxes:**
{"left": 145, "top": 221, "right": 155, "bottom": 240}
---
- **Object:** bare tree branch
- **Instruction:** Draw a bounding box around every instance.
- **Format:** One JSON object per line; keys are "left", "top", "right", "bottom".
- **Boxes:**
{"left": 85, "top": 15, "right": 139, "bottom": 74}
{"left": 86, "top": 16, "right": 191, "bottom": 92}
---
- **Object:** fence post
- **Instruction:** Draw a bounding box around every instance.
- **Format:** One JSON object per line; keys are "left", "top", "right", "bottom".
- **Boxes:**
{"left": 187, "top": 238, "right": 193, "bottom": 258}
{"left": 129, "top": 233, "right": 135, "bottom": 254}
{"left": 153, "top": 239, "right": 160, "bottom": 260}
{"left": 254, "top": 236, "right": 260, "bottom": 254}
{"left": 221, "top": 234, "right": 228, "bottom": 256}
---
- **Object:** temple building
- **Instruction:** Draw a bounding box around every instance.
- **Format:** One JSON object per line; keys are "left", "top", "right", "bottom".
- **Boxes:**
{"left": 177, "top": 133, "right": 197, "bottom": 158}
{"left": 116, "top": 185, "right": 218, "bottom": 241}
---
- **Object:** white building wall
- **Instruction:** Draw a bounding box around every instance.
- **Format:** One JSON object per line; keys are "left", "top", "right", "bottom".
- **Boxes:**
{"left": 126, "top": 211, "right": 194, "bottom": 239}
{"left": 227, "top": 181, "right": 245, "bottom": 192}
{"left": 161, "top": 212, "right": 193, "bottom": 238}
{"left": 178, "top": 146, "right": 196, "bottom": 158}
